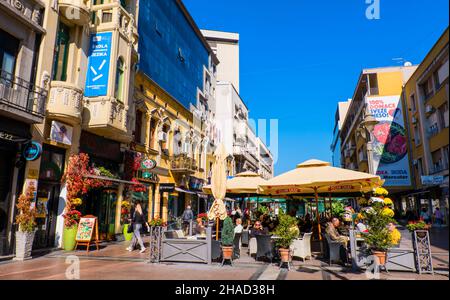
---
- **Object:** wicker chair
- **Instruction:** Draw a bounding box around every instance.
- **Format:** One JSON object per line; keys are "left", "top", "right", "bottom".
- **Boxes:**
{"left": 248, "top": 237, "right": 257, "bottom": 257}
{"left": 290, "top": 232, "right": 312, "bottom": 261}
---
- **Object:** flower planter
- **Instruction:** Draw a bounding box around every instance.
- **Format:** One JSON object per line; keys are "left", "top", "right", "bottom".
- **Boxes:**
{"left": 372, "top": 251, "right": 387, "bottom": 265}
{"left": 222, "top": 246, "right": 233, "bottom": 260}
{"left": 14, "top": 231, "right": 36, "bottom": 261}
{"left": 63, "top": 225, "right": 78, "bottom": 251}
{"left": 123, "top": 224, "right": 133, "bottom": 241}
{"left": 279, "top": 248, "right": 291, "bottom": 263}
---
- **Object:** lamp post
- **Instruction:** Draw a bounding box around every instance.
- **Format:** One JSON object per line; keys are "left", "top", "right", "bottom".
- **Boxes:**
{"left": 358, "top": 104, "right": 379, "bottom": 175}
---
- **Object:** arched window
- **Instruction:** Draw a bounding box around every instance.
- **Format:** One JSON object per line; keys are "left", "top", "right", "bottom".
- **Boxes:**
{"left": 115, "top": 57, "right": 125, "bottom": 101}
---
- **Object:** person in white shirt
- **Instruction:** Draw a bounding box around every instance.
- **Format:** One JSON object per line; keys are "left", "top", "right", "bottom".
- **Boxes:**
{"left": 234, "top": 218, "right": 243, "bottom": 234}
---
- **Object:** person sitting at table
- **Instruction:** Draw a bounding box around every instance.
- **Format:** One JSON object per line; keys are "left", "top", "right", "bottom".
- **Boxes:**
{"left": 194, "top": 217, "right": 205, "bottom": 235}
{"left": 388, "top": 222, "right": 401, "bottom": 247}
{"left": 250, "top": 221, "right": 268, "bottom": 237}
{"left": 326, "top": 218, "right": 350, "bottom": 265}
{"left": 234, "top": 218, "right": 243, "bottom": 234}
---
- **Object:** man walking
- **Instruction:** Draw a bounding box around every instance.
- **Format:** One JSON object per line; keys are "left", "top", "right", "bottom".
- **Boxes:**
{"left": 181, "top": 205, "right": 194, "bottom": 236}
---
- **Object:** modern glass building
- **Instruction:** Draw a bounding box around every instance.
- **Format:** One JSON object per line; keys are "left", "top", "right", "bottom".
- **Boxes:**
{"left": 138, "top": 0, "right": 210, "bottom": 109}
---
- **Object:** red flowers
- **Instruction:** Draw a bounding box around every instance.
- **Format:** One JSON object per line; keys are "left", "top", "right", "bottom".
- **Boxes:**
{"left": 63, "top": 210, "right": 81, "bottom": 228}
{"left": 373, "top": 123, "right": 391, "bottom": 144}
{"left": 130, "top": 178, "right": 147, "bottom": 192}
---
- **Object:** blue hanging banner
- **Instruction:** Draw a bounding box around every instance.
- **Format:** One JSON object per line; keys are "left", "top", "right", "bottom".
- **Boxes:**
{"left": 85, "top": 32, "right": 113, "bottom": 97}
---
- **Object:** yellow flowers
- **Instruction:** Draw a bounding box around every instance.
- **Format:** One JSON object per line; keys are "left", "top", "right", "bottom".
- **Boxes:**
{"left": 121, "top": 200, "right": 131, "bottom": 209}
{"left": 72, "top": 198, "right": 82, "bottom": 207}
{"left": 383, "top": 198, "right": 393, "bottom": 206}
{"left": 381, "top": 207, "right": 395, "bottom": 217}
{"left": 374, "top": 187, "right": 389, "bottom": 196}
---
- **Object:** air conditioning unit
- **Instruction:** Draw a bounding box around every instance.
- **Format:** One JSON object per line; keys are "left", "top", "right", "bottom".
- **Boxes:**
{"left": 425, "top": 105, "right": 434, "bottom": 114}
{"left": 411, "top": 117, "right": 417, "bottom": 124}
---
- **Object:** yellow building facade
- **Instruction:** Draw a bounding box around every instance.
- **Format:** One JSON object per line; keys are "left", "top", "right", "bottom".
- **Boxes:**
{"left": 401, "top": 28, "right": 449, "bottom": 223}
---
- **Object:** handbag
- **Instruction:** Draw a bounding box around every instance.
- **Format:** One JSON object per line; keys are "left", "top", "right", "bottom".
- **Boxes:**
{"left": 127, "top": 223, "right": 134, "bottom": 233}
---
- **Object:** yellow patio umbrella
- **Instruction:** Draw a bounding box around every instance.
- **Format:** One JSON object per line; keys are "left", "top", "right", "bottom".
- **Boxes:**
{"left": 203, "top": 171, "right": 267, "bottom": 194}
{"left": 207, "top": 144, "right": 228, "bottom": 240}
{"left": 258, "top": 159, "right": 383, "bottom": 250}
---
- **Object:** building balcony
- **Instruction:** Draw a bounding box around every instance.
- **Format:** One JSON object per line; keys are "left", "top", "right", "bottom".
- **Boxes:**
{"left": 58, "top": 0, "right": 91, "bottom": 26}
{"left": 82, "top": 97, "right": 131, "bottom": 143}
{"left": 47, "top": 81, "right": 83, "bottom": 124}
{"left": 170, "top": 154, "right": 197, "bottom": 173}
{"left": 0, "top": 70, "right": 46, "bottom": 124}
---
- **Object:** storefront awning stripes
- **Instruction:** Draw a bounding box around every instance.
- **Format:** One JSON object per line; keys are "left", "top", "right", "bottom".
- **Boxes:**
{"left": 175, "top": 187, "right": 197, "bottom": 194}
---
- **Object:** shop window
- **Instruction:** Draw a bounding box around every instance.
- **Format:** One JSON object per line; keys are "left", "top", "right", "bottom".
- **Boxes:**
{"left": 420, "top": 77, "right": 434, "bottom": 101}
{"left": 52, "top": 22, "right": 71, "bottom": 82}
{"left": 0, "top": 30, "right": 19, "bottom": 81}
{"left": 39, "top": 146, "right": 66, "bottom": 182}
{"left": 115, "top": 57, "right": 125, "bottom": 102}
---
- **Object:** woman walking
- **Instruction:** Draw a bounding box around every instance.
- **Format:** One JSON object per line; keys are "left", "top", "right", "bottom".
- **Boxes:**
{"left": 127, "top": 200, "right": 147, "bottom": 253}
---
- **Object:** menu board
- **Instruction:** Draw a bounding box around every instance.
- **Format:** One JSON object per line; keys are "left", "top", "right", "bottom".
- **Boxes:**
{"left": 76, "top": 217, "right": 97, "bottom": 242}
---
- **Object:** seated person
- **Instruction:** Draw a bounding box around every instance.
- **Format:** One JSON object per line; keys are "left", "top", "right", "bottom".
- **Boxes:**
{"left": 194, "top": 217, "right": 205, "bottom": 235}
{"left": 325, "top": 218, "right": 350, "bottom": 264}
{"left": 234, "top": 218, "right": 243, "bottom": 234}
{"left": 250, "top": 221, "right": 268, "bottom": 237}
{"left": 388, "top": 222, "right": 401, "bottom": 247}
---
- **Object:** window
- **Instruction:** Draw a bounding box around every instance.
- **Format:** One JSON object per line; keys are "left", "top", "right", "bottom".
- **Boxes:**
{"left": 420, "top": 77, "right": 434, "bottom": 101}
{"left": 414, "top": 125, "right": 421, "bottom": 146}
{"left": 438, "top": 103, "right": 449, "bottom": 129}
{"left": 417, "top": 158, "right": 423, "bottom": 177}
{"left": 368, "top": 73, "right": 379, "bottom": 95}
{"left": 431, "top": 150, "right": 443, "bottom": 173}
{"left": 115, "top": 57, "right": 125, "bottom": 101}
{"left": 52, "top": 22, "right": 71, "bottom": 81}
{"left": 134, "top": 110, "right": 143, "bottom": 143}
{"left": 410, "top": 94, "right": 417, "bottom": 112}
{"left": 0, "top": 30, "right": 19, "bottom": 81}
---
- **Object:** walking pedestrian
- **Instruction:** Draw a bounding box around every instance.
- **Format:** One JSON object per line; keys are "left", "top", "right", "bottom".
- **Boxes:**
{"left": 434, "top": 207, "right": 444, "bottom": 227}
{"left": 181, "top": 205, "right": 194, "bottom": 235}
{"left": 126, "top": 200, "right": 148, "bottom": 253}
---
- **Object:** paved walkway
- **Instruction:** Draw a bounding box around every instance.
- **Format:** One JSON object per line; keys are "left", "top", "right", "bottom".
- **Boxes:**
{"left": 0, "top": 236, "right": 447, "bottom": 280}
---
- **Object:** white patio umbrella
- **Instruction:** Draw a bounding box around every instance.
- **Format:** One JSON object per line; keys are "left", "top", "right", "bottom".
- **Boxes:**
{"left": 207, "top": 144, "right": 228, "bottom": 240}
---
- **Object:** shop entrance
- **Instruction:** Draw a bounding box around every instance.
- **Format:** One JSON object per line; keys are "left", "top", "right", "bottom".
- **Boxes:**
{"left": 33, "top": 183, "right": 61, "bottom": 249}
{"left": 0, "top": 147, "right": 15, "bottom": 255}
{"left": 81, "top": 188, "right": 118, "bottom": 241}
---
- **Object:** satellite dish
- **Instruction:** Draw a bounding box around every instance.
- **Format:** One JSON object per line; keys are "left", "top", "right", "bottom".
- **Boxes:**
{"left": 404, "top": 61, "right": 413, "bottom": 67}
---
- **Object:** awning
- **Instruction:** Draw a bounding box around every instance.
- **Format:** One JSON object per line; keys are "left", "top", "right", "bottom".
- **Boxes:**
{"left": 197, "top": 193, "right": 209, "bottom": 199}
{"left": 84, "top": 174, "right": 140, "bottom": 185}
{"left": 175, "top": 187, "right": 196, "bottom": 194}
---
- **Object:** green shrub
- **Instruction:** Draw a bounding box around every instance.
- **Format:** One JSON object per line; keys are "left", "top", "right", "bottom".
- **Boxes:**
{"left": 221, "top": 217, "right": 234, "bottom": 246}
{"left": 272, "top": 211, "right": 298, "bottom": 249}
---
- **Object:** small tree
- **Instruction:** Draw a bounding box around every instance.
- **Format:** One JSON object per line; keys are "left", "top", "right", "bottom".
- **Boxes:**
{"left": 272, "top": 211, "right": 298, "bottom": 249}
{"left": 221, "top": 217, "right": 234, "bottom": 246}
{"left": 16, "top": 182, "right": 37, "bottom": 232}
{"left": 361, "top": 201, "right": 395, "bottom": 252}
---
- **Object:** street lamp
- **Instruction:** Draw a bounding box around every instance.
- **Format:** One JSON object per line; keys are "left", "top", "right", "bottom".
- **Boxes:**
{"left": 358, "top": 105, "right": 379, "bottom": 175}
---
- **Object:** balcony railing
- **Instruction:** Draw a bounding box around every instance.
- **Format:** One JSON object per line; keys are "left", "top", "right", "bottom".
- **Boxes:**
{"left": 171, "top": 154, "right": 197, "bottom": 172}
{"left": 0, "top": 70, "right": 46, "bottom": 119}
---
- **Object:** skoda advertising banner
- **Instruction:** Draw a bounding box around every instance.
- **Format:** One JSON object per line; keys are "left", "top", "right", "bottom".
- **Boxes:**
{"left": 85, "top": 32, "right": 113, "bottom": 97}
{"left": 367, "top": 95, "right": 411, "bottom": 187}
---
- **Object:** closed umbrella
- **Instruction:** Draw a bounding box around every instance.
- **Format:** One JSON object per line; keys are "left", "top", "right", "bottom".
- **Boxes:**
{"left": 258, "top": 159, "right": 383, "bottom": 251}
{"left": 207, "top": 144, "right": 228, "bottom": 240}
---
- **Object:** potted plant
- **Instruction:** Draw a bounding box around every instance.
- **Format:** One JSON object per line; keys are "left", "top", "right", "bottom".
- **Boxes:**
{"left": 62, "top": 209, "right": 81, "bottom": 251}
{"left": 272, "top": 211, "right": 298, "bottom": 263}
{"left": 221, "top": 217, "right": 234, "bottom": 261}
{"left": 121, "top": 200, "right": 133, "bottom": 241}
{"left": 14, "top": 182, "right": 38, "bottom": 261}
{"left": 406, "top": 220, "right": 430, "bottom": 238}
{"left": 361, "top": 199, "right": 395, "bottom": 265}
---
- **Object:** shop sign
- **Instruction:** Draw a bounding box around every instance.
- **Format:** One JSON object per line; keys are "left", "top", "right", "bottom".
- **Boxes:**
{"left": 141, "top": 159, "right": 157, "bottom": 170}
{"left": 50, "top": 121, "right": 73, "bottom": 145}
{"left": 23, "top": 142, "right": 42, "bottom": 161}
{"left": 159, "top": 183, "right": 175, "bottom": 192}
{"left": 142, "top": 171, "right": 159, "bottom": 182}
{"left": 0, "top": 131, "right": 27, "bottom": 143}
{"left": 421, "top": 176, "right": 444, "bottom": 186}
{"left": 85, "top": 32, "right": 112, "bottom": 97}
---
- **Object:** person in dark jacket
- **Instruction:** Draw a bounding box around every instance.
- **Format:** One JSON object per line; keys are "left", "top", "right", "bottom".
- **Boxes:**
{"left": 127, "top": 200, "right": 147, "bottom": 253}
{"left": 181, "top": 206, "right": 194, "bottom": 235}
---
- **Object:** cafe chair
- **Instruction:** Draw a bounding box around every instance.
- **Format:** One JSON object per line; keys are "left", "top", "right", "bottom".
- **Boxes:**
{"left": 290, "top": 232, "right": 312, "bottom": 261}
{"left": 323, "top": 233, "right": 341, "bottom": 265}
{"left": 233, "top": 233, "right": 242, "bottom": 259}
{"left": 241, "top": 230, "right": 249, "bottom": 246}
{"left": 255, "top": 234, "right": 274, "bottom": 263}
{"left": 211, "top": 239, "right": 222, "bottom": 262}
{"left": 248, "top": 237, "right": 257, "bottom": 258}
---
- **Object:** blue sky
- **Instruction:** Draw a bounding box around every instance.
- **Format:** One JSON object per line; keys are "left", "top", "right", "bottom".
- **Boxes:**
{"left": 184, "top": 0, "right": 449, "bottom": 175}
